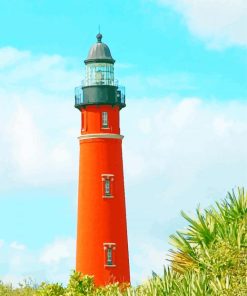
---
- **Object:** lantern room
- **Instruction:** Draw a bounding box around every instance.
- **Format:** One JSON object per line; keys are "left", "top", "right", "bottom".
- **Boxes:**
{"left": 75, "top": 33, "right": 125, "bottom": 109}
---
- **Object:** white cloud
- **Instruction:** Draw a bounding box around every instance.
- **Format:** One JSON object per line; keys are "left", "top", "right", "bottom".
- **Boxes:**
{"left": 0, "top": 238, "right": 75, "bottom": 286}
{"left": 40, "top": 238, "right": 75, "bottom": 265}
{"left": 0, "top": 47, "right": 30, "bottom": 68}
{"left": 123, "top": 97, "right": 247, "bottom": 236}
{"left": 0, "top": 47, "right": 80, "bottom": 188}
{"left": 123, "top": 98, "right": 247, "bottom": 185}
{"left": 121, "top": 73, "right": 194, "bottom": 98}
{"left": 131, "top": 240, "right": 168, "bottom": 284}
{"left": 157, "top": 0, "right": 247, "bottom": 48}
{"left": 10, "top": 242, "right": 26, "bottom": 251}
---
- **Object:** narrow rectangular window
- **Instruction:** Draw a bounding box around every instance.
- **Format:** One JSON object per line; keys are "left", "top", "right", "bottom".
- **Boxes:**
{"left": 81, "top": 112, "right": 84, "bottom": 131}
{"left": 105, "top": 179, "right": 110, "bottom": 196}
{"left": 102, "top": 112, "right": 108, "bottom": 128}
{"left": 107, "top": 248, "right": 113, "bottom": 265}
{"left": 104, "top": 243, "right": 116, "bottom": 267}
{"left": 102, "top": 174, "right": 114, "bottom": 198}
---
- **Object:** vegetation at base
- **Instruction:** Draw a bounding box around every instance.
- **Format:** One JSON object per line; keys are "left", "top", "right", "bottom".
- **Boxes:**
{"left": 0, "top": 189, "right": 246, "bottom": 295}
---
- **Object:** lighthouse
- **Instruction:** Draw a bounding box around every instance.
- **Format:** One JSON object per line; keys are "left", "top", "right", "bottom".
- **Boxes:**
{"left": 74, "top": 33, "right": 130, "bottom": 286}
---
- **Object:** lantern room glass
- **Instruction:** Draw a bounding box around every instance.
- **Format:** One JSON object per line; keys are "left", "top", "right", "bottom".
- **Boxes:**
{"left": 85, "top": 63, "right": 114, "bottom": 86}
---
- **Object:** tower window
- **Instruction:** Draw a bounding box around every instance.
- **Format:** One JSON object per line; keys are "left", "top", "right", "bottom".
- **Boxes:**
{"left": 107, "top": 248, "right": 113, "bottom": 265}
{"left": 103, "top": 243, "right": 116, "bottom": 267}
{"left": 102, "top": 174, "right": 114, "bottom": 198}
{"left": 102, "top": 112, "right": 108, "bottom": 128}
{"left": 81, "top": 111, "right": 85, "bottom": 132}
{"left": 105, "top": 179, "right": 110, "bottom": 196}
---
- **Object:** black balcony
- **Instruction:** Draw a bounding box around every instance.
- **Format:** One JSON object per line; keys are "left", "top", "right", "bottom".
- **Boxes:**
{"left": 74, "top": 85, "right": 126, "bottom": 110}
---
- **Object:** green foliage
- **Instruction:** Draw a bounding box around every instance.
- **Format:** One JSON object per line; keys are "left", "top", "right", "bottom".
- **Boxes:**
{"left": 169, "top": 188, "right": 247, "bottom": 295}
{"left": 0, "top": 189, "right": 246, "bottom": 295}
{"left": 65, "top": 272, "right": 94, "bottom": 296}
{"left": 35, "top": 282, "right": 65, "bottom": 296}
{"left": 0, "top": 280, "right": 35, "bottom": 296}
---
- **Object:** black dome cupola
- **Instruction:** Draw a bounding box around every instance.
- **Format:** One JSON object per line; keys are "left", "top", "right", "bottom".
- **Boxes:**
{"left": 74, "top": 33, "right": 125, "bottom": 110}
{"left": 85, "top": 34, "right": 115, "bottom": 64}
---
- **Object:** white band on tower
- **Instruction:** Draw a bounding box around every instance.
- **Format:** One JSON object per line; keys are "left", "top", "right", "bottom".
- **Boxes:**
{"left": 78, "top": 133, "right": 124, "bottom": 141}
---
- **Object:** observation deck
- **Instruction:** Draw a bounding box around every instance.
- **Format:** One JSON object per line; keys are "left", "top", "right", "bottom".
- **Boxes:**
{"left": 75, "top": 81, "right": 126, "bottom": 110}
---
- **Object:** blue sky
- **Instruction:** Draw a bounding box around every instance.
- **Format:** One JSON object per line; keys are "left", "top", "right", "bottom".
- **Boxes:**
{"left": 0, "top": 0, "right": 247, "bottom": 285}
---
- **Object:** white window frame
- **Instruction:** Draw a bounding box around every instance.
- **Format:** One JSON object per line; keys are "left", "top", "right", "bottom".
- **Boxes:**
{"left": 102, "top": 174, "right": 114, "bottom": 198}
{"left": 102, "top": 111, "right": 108, "bottom": 128}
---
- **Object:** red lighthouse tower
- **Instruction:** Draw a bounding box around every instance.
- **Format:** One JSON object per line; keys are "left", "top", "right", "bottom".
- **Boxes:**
{"left": 74, "top": 33, "right": 130, "bottom": 286}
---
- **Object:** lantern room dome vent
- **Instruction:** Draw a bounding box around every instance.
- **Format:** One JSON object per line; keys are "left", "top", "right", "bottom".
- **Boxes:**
{"left": 85, "top": 33, "right": 115, "bottom": 64}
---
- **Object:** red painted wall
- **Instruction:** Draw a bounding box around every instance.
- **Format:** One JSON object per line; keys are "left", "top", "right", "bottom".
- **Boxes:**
{"left": 81, "top": 105, "right": 120, "bottom": 134}
{"left": 76, "top": 105, "right": 130, "bottom": 286}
